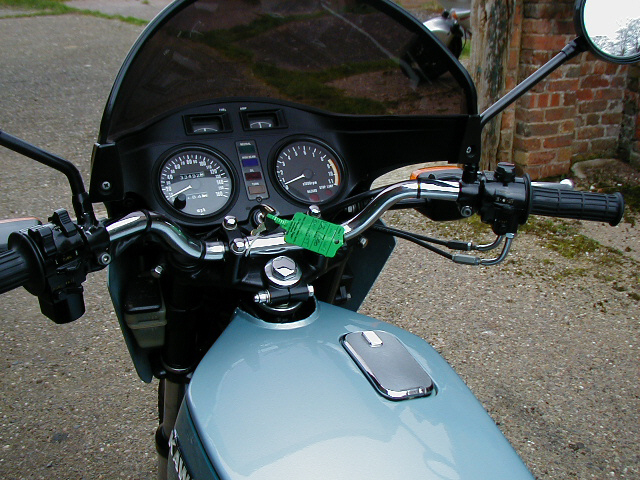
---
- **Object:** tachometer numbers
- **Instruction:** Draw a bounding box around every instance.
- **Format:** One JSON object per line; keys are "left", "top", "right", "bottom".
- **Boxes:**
{"left": 274, "top": 140, "right": 343, "bottom": 204}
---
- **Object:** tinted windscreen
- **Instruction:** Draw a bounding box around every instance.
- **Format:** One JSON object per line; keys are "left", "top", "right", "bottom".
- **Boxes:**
{"left": 102, "top": 0, "right": 473, "bottom": 141}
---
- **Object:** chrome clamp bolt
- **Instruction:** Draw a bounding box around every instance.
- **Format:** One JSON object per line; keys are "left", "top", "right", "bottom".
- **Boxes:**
{"left": 223, "top": 215, "right": 238, "bottom": 230}
{"left": 264, "top": 256, "right": 302, "bottom": 287}
{"left": 98, "top": 252, "right": 112, "bottom": 266}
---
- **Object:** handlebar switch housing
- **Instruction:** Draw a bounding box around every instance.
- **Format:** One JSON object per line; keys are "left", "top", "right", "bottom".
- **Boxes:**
{"left": 477, "top": 172, "right": 531, "bottom": 236}
{"left": 10, "top": 209, "right": 108, "bottom": 324}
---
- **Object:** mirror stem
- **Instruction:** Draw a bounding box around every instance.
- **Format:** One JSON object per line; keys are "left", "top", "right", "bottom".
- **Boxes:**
{"left": 480, "top": 37, "right": 588, "bottom": 128}
{"left": 0, "top": 129, "right": 96, "bottom": 226}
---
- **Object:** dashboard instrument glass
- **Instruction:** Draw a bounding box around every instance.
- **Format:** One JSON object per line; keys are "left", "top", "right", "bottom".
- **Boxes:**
{"left": 274, "top": 140, "right": 343, "bottom": 205}
{"left": 159, "top": 148, "right": 234, "bottom": 217}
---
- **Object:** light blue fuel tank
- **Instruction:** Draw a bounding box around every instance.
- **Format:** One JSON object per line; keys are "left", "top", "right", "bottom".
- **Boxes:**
{"left": 184, "top": 301, "right": 533, "bottom": 480}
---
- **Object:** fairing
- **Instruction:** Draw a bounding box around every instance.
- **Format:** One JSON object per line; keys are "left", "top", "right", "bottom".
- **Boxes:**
{"left": 182, "top": 302, "right": 533, "bottom": 479}
{"left": 97, "top": 0, "right": 476, "bottom": 144}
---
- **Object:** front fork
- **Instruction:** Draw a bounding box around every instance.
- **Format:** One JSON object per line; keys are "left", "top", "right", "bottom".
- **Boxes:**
{"left": 157, "top": 379, "right": 187, "bottom": 480}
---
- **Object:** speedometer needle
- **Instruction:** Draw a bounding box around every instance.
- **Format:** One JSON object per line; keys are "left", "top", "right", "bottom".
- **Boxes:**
{"left": 169, "top": 185, "right": 192, "bottom": 199}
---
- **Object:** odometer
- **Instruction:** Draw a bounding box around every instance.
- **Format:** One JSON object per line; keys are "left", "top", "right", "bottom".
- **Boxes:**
{"left": 159, "top": 149, "right": 233, "bottom": 217}
{"left": 274, "top": 140, "right": 343, "bottom": 204}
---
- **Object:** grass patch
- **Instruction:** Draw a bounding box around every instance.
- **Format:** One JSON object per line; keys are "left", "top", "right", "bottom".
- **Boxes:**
{"left": 522, "top": 217, "right": 625, "bottom": 264}
{"left": 460, "top": 38, "right": 471, "bottom": 59}
{"left": 0, "top": 0, "right": 147, "bottom": 25}
{"left": 0, "top": 0, "right": 69, "bottom": 12}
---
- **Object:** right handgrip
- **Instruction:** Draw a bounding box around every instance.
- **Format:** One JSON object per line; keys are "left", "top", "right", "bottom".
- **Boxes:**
{"left": 0, "top": 248, "right": 31, "bottom": 294}
{"left": 530, "top": 187, "right": 624, "bottom": 226}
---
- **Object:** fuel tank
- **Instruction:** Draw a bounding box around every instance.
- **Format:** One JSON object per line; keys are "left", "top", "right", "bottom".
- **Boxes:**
{"left": 182, "top": 301, "right": 533, "bottom": 480}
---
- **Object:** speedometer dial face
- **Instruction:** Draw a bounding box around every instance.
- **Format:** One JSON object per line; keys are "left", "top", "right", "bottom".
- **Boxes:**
{"left": 159, "top": 149, "right": 233, "bottom": 217}
{"left": 274, "top": 140, "right": 343, "bottom": 204}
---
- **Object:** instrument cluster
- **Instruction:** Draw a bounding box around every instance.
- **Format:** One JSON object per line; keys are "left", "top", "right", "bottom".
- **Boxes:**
{"left": 129, "top": 100, "right": 351, "bottom": 228}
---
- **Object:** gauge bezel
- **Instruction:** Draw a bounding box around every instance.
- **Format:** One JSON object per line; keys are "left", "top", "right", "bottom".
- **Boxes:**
{"left": 155, "top": 145, "right": 238, "bottom": 221}
{"left": 270, "top": 136, "right": 347, "bottom": 206}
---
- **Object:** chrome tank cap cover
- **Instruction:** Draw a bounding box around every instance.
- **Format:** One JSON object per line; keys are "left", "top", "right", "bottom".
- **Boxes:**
{"left": 341, "top": 330, "right": 434, "bottom": 401}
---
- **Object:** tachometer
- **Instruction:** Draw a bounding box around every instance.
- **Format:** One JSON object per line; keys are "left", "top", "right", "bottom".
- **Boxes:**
{"left": 274, "top": 140, "right": 343, "bottom": 204}
{"left": 159, "top": 148, "right": 234, "bottom": 217}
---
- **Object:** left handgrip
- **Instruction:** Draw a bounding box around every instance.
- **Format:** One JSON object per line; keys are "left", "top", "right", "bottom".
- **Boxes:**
{"left": 0, "top": 248, "right": 31, "bottom": 294}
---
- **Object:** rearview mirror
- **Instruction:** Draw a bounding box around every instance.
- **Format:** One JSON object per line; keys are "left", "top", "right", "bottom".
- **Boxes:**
{"left": 575, "top": 0, "right": 640, "bottom": 64}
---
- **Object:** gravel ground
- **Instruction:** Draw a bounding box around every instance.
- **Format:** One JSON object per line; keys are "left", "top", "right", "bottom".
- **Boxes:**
{"left": 0, "top": 7, "right": 638, "bottom": 480}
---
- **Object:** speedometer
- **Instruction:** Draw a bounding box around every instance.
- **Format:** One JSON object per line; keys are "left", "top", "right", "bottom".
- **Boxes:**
{"left": 159, "top": 148, "right": 234, "bottom": 217}
{"left": 274, "top": 140, "right": 343, "bottom": 204}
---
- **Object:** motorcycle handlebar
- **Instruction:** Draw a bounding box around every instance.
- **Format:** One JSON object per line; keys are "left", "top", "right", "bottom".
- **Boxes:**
{"left": 0, "top": 248, "right": 32, "bottom": 294}
{"left": 530, "top": 186, "right": 624, "bottom": 226}
{"left": 104, "top": 177, "right": 625, "bottom": 259}
{"left": 0, "top": 175, "right": 627, "bottom": 295}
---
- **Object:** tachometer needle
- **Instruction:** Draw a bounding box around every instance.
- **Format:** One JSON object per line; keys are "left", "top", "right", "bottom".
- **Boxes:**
{"left": 284, "top": 169, "right": 313, "bottom": 185}
{"left": 284, "top": 174, "right": 306, "bottom": 185}
{"left": 169, "top": 185, "right": 193, "bottom": 198}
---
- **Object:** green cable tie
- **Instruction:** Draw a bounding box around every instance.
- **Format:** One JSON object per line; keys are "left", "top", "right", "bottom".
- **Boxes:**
{"left": 267, "top": 213, "right": 344, "bottom": 258}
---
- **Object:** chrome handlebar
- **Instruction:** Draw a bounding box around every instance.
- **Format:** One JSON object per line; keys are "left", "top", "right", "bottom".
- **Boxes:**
{"left": 105, "top": 179, "right": 461, "bottom": 260}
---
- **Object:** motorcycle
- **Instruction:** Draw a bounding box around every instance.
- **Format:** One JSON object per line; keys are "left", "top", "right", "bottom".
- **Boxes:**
{"left": 0, "top": 0, "right": 636, "bottom": 478}
{"left": 423, "top": 0, "right": 471, "bottom": 66}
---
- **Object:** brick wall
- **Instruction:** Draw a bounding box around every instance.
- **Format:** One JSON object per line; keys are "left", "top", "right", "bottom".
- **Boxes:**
{"left": 619, "top": 64, "right": 640, "bottom": 167}
{"left": 496, "top": 0, "right": 636, "bottom": 179}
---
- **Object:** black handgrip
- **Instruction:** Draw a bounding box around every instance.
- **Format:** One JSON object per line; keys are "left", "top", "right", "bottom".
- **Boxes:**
{"left": 0, "top": 248, "right": 31, "bottom": 294}
{"left": 530, "top": 187, "right": 624, "bottom": 226}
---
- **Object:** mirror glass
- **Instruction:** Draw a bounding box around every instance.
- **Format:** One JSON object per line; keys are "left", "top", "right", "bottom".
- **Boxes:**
{"left": 581, "top": 0, "right": 640, "bottom": 61}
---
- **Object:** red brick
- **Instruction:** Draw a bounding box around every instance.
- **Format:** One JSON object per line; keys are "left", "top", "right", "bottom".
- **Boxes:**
{"left": 543, "top": 134, "right": 573, "bottom": 148}
{"left": 527, "top": 151, "right": 557, "bottom": 165}
{"left": 591, "top": 137, "right": 618, "bottom": 152}
{"left": 605, "top": 63, "right": 620, "bottom": 75}
{"left": 605, "top": 125, "right": 621, "bottom": 137}
{"left": 523, "top": 18, "right": 551, "bottom": 34}
{"left": 576, "top": 89, "right": 594, "bottom": 101}
{"left": 611, "top": 76, "right": 626, "bottom": 88}
{"left": 526, "top": 165, "right": 543, "bottom": 180}
{"left": 578, "top": 100, "right": 609, "bottom": 114}
{"left": 521, "top": 34, "right": 567, "bottom": 51}
{"left": 580, "top": 62, "right": 593, "bottom": 75}
{"left": 601, "top": 113, "right": 623, "bottom": 125}
{"left": 553, "top": 20, "right": 575, "bottom": 35}
{"left": 539, "top": 161, "right": 570, "bottom": 179}
{"left": 564, "top": 91, "right": 578, "bottom": 105}
{"left": 521, "top": 93, "right": 537, "bottom": 109}
{"left": 500, "top": 110, "right": 515, "bottom": 130}
{"left": 585, "top": 113, "right": 600, "bottom": 126}
{"left": 580, "top": 76, "right": 611, "bottom": 88}
{"left": 557, "top": 148, "right": 573, "bottom": 164}
{"left": 508, "top": 50, "right": 520, "bottom": 70}
{"left": 572, "top": 139, "right": 589, "bottom": 152}
{"left": 537, "top": 94, "right": 549, "bottom": 108}
{"left": 595, "top": 88, "right": 624, "bottom": 101}
{"left": 515, "top": 107, "right": 545, "bottom": 123}
{"left": 530, "top": 122, "right": 562, "bottom": 136}
{"left": 548, "top": 79, "right": 580, "bottom": 92}
{"left": 565, "top": 65, "right": 582, "bottom": 78}
{"left": 577, "top": 125, "right": 605, "bottom": 140}
{"left": 545, "top": 107, "right": 573, "bottom": 121}
{"left": 560, "top": 120, "right": 575, "bottom": 133}
{"left": 514, "top": 136, "right": 542, "bottom": 151}
{"left": 550, "top": 94, "right": 561, "bottom": 107}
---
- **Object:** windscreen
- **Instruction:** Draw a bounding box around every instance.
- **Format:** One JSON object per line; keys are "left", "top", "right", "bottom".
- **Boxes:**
{"left": 100, "top": 0, "right": 474, "bottom": 141}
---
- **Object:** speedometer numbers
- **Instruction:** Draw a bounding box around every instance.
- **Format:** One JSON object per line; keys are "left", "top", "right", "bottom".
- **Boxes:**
{"left": 159, "top": 149, "right": 233, "bottom": 217}
{"left": 275, "top": 140, "right": 343, "bottom": 204}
